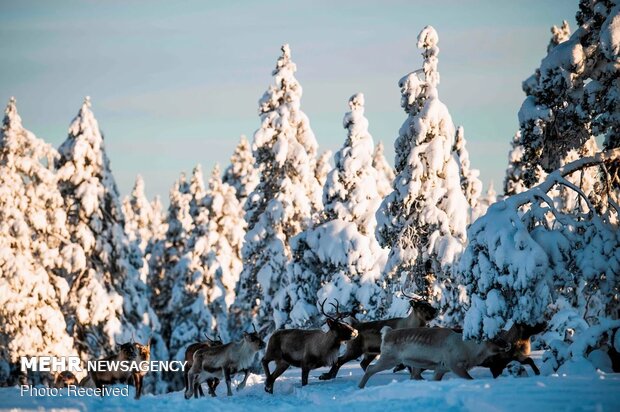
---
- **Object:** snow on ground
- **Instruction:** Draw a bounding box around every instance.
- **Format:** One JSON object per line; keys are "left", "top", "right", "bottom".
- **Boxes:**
{"left": 1, "top": 352, "right": 619, "bottom": 412}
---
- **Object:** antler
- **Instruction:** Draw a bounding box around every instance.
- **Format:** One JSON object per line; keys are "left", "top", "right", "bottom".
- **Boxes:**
{"left": 252, "top": 323, "right": 258, "bottom": 334}
{"left": 329, "top": 299, "right": 348, "bottom": 320}
{"left": 400, "top": 285, "right": 422, "bottom": 301}
{"left": 319, "top": 298, "right": 337, "bottom": 321}
{"left": 204, "top": 332, "right": 216, "bottom": 343}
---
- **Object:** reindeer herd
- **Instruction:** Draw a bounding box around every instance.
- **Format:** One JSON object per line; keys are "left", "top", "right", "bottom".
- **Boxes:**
{"left": 68, "top": 293, "right": 546, "bottom": 400}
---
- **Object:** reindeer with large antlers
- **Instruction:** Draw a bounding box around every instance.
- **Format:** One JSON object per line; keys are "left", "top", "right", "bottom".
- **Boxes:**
{"left": 319, "top": 289, "right": 438, "bottom": 381}
{"left": 262, "top": 299, "right": 359, "bottom": 394}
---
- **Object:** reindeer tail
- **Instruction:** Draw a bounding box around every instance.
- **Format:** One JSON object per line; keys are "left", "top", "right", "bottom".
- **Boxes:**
{"left": 380, "top": 326, "right": 393, "bottom": 342}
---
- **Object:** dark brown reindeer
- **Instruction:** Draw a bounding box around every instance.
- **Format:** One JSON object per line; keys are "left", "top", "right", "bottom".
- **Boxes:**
{"left": 183, "top": 332, "right": 223, "bottom": 398}
{"left": 185, "top": 327, "right": 265, "bottom": 399}
{"left": 262, "top": 299, "right": 359, "bottom": 394}
{"left": 358, "top": 327, "right": 511, "bottom": 388}
{"left": 319, "top": 290, "right": 438, "bottom": 381}
{"left": 85, "top": 338, "right": 151, "bottom": 399}
{"left": 481, "top": 322, "right": 547, "bottom": 377}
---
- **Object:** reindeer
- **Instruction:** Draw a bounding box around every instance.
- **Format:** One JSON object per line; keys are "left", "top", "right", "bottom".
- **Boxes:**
{"left": 319, "top": 290, "right": 438, "bottom": 381}
{"left": 87, "top": 337, "right": 151, "bottom": 399}
{"left": 185, "top": 327, "right": 265, "bottom": 399}
{"left": 481, "top": 322, "right": 546, "bottom": 377}
{"left": 53, "top": 371, "right": 77, "bottom": 388}
{"left": 183, "top": 333, "right": 223, "bottom": 398}
{"left": 358, "top": 327, "right": 511, "bottom": 388}
{"left": 130, "top": 339, "right": 151, "bottom": 399}
{"left": 262, "top": 299, "right": 359, "bottom": 394}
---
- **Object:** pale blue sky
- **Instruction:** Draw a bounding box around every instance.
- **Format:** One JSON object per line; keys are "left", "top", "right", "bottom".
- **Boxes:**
{"left": 0, "top": 0, "right": 576, "bottom": 203}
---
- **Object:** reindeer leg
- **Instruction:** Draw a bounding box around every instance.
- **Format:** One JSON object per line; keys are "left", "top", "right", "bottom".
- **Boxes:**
{"left": 237, "top": 370, "right": 249, "bottom": 391}
{"left": 301, "top": 365, "right": 310, "bottom": 386}
{"left": 451, "top": 365, "right": 474, "bottom": 380}
{"left": 91, "top": 374, "right": 105, "bottom": 397}
{"left": 432, "top": 368, "right": 447, "bottom": 381}
{"left": 489, "top": 357, "right": 511, "bottom": 378}
{"left": 224, "top": 368, "right": 233, "bottom": 396}
{"left": 408, "top": 367, "right": 423, "bottom": 380}
{"left": 205, "top": 378, "right": 214, "bottom": 397}
{"left": 358, "top": 356, "right": 396, "bottom": 389}
{"left": 392, "top": 364, "right": 407, "bottom": 373}
{"left": 520, "top": 356, "right": 540, "bottom": 375}
{"left": 209, "top": 377, "right": 221, "bottom": 396}
{"left": 265, "top": 361, "right": 289, "bottom": 394}
{"left": 185, "top": 369, "right": 197, "bottom": 399}
{"left": 134, "top": 374, "right": 142, "bottom": 400}
{"left": 321, "top": 341, "right": 363, "bottom": 380}
{"left": 360, "top": 354, "right": 378, "bottom": 371}
{"left": 262, "top": 357, "right": 272, "bottom": 381}
{"left": 193, "top": 373, "right": 205, "bottom": 398}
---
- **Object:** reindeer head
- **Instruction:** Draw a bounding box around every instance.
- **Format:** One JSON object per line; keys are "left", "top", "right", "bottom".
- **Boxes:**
{"left": 401, "top": 287, "right": 438, "bottom": 321}
{"left": 134, "top": 338, "right": 151, "bottom": 362}
{"left": 410, "top": 300, "right": 438, "bottom": 321}
{"left": 118, "top": 342, "right": 138, "bottom": 361}
{"left": 55, "top": 371, "right": 77, "bottom": 388}
{"left": 320, "top": 299, "right": 358, "bottom": 341}
{"left": 243, "top": 324, "right": 266, "bottom": 351}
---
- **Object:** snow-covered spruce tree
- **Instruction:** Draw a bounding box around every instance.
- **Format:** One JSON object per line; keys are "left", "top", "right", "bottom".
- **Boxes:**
{"left": 459, "top": 150, "right": 620, "bottom": 373}
{"left": 375, "top": 27, "right": 469, "bottom": 323}
{"left": 223, "top": 135, "right": 259, "bottom": 206}
{"left": 188, "top": 164, "right": 206, "bottom": 221}
{"left": 144, "top": 194, "right": 167, "bottom": 297}
{"left": 504, "top": 131, "right": 529, "bottom": 196}
{"left": 0, "top": 98, "right": 77, "bottom": 385}
{"left": 152, "top": 173, "right": 192, "bottom": 348}
{"left": 123, "top": 175, "right": 156, "bottom": 284}
{"left": 372, "top": 141, "right": 395, "bottom": 199}
{"left": 121, "top": 179, "right": 170, "bottom": 393}
{"left": 168, "top": 164, "right": 245, "bottom": 359}
{"left": 548, "top": 20, "right": 571, "bottom": 52}
{"left": 168, "top": 164, "right": 213, "bottom": 360}
{"left": 471, "top": 181, "right": 498, "bottom": 222}
{"left": 229, "top": 44, "right": 322, "bottom": 334}
{"left": 56, "top": 97, "right": 162, "bottom": 363}
{"left": 202, "top": 165, "right": 246, "bottom": 311}
{"left": 509, "top": 1, "right": 619, "bottom": 194}
{"left": 453, "top": 126, "right": 482, "bottom": 216}
{"left": 285, "top": 93, "right": 387, "bottom": 327}
{"left": 314, "top": 149, "right": 333, "bottom": 188}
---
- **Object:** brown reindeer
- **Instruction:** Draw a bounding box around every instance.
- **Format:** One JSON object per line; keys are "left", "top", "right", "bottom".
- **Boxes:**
{"left": 53, "top": 371, "right": 77, "bottom": 388}
{"left": 319, "top": 291, "right": 438, "bottom": 381}
{"left": 185, "top": 327, "right": 265, "bottom": 398}
{"left": 358, "top": 327, "right": 511, "bottom": 388}
{"left": 481, "top": 322, "right": 546, "bottom": 377}
{"left": 183, "top": 333, "right": 223, "bottom": 398}
{"left": 86, "top": 338, "right": 151, "bottom": 399}
{"left": 262, "top": 299, "right": 359, "bottom": 394}
{"left": 130, "top": 339, "right": 151, "bottom": 398}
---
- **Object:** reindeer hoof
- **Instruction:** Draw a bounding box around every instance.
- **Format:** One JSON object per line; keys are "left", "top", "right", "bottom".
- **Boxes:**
{"left": 318, "top": 373, "right": 333, "bottom": 380}
{"left": 264, "top": 385, "right": 273, "bottom": 394}
{"left": 184, "top": 392, "right": 192, "bottom": 400}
